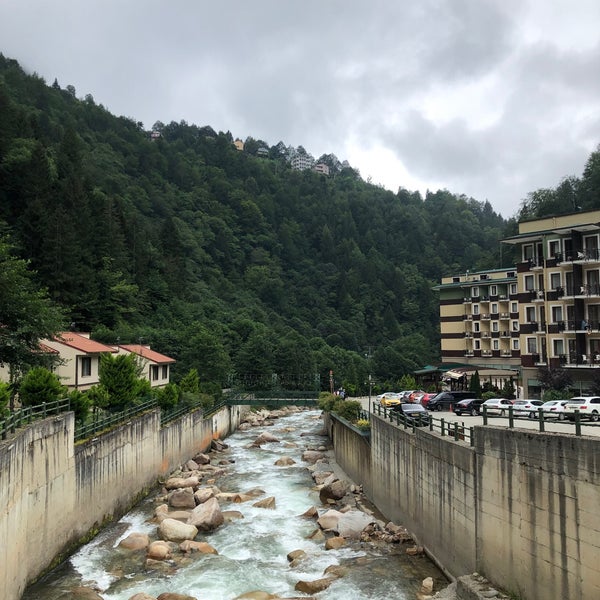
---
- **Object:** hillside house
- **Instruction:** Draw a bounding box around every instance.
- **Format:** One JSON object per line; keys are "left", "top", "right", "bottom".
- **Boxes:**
{"left": 116, "top": 344, "right": 175, "bottom": 388}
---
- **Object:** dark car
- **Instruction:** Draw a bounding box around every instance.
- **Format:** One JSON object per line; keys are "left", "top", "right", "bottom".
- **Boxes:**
{"left": 427, "top": 391, "right": 475, "bottom": 411}
{"left": 391, "top": 403, "right": 431, "bottom": 426}
{"left": 453, "top": 398, "right": 484, "bottom": 416}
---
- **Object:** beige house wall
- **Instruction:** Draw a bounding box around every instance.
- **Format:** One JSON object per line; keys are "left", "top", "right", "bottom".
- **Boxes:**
{"left": 42, "top": 339, "right": 103, "bottom": 390}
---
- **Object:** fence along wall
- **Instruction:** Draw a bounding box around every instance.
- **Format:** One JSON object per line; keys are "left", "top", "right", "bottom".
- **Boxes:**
{"left": 0, "top": 405, "right": 246, "bottom": 600}
{"left": 331, "top": 413, "right": 600, "bottom": 600}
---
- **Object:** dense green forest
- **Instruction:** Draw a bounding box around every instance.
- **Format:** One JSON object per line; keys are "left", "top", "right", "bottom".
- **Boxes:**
{"left": 1, "top": 54, "right": 599, "bottom": 394}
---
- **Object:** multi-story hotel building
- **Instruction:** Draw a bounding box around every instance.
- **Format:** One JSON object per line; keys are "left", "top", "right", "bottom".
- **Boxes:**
{"left": 435, "top": 268, "right": 521, "bottom": 377}
{"left": 502, "top": 209, "right": 600, "bottom": 397}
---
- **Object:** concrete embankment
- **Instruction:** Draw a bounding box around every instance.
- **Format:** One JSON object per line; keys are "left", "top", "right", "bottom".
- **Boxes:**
{"left": 0, "top": 405, "right": 248, "bottom": 600}
{"left": 326, "top": 410, "right": 600, "bottom": 600}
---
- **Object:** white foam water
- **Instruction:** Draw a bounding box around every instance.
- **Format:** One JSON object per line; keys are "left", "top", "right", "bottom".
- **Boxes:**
{"left": 23, "top": 409, "right": 446, "bottom": 600}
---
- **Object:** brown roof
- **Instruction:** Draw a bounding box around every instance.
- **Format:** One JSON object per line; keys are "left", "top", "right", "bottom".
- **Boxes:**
{"left": 38, "top": 342, "right": 60, "bottom": 354}
{"left": 54, "top": 332, "right": 117, "bottom": 354}
{"left": 119, "top": 344, "right": 176, "bottom": 364}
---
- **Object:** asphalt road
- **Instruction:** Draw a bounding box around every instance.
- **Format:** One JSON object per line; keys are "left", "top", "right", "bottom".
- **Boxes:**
{"left": 354, "top": 396, "right": 600, "bottom": 438}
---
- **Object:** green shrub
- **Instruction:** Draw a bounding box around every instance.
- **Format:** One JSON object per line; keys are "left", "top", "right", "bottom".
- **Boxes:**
{"left": 68, "top": 390, "right": 91, "bottom": 423}
{"left": 19, "top": 367, "right": 66, "bottom": 406}
{"left": 334, "top": 400, "right": 362, "bottom": 422}
{"left": 0, "top": 382, "right": 10, "bottom": 417}
{"left": 318, "top": 392, "right": 337, "bottom": 412}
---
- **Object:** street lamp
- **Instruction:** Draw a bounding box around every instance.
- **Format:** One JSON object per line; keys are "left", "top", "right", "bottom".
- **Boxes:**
{"left": 368, "top": 373, "right": 372, "bottom": 415}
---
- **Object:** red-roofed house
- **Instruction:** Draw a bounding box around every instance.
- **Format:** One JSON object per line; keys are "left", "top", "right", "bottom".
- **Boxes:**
{"left": 43, "top": 332, "right": 117, "bottom": 390}
{"left": 116, "top": 344, "right": 175, "bottom": 388}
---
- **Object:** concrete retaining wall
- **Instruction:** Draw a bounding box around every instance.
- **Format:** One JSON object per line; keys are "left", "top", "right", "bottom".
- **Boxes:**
{"left": 332, "top": 413, "right": 600, "bottom": 600}
{"left": 0, "top": 405, "right": 246, "bottom": 600}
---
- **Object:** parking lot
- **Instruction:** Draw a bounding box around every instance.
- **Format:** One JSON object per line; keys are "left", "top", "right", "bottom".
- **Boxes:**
{"left": 356, "top": 396, "right": 600, "bottom": 438}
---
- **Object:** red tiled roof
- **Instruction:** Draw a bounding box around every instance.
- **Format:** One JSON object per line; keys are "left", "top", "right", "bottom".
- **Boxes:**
{"left": 119, "top": 344, "right": 176, "bottom": 364}
{"left": 38, "top": 343, "right": 59, "bottom": 354}
{"left": 54, "top": 332, "right": 117, "bottom": 354}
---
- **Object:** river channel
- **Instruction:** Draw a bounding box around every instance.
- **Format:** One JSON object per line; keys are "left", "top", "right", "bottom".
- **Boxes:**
{"left": 23, "top": 408, "right": 448, "bottom": 600}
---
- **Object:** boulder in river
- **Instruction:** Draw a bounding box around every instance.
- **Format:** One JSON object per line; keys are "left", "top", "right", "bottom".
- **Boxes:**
{"left": 168, "top": 488, "right": 196, "bottom": 509}
{"left": 158, "top": 518, "right": 198, "bottom": 543}
{"left": 118, "top": 532, "right": 150, "bottom": 551}
{"left": 186, "top": 496, "right": 224, "bottom": 531}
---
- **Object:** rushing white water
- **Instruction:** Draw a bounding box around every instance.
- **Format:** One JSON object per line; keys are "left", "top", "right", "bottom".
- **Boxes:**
{"left": 23, "top": 409, "right": 447, "bottom": 600}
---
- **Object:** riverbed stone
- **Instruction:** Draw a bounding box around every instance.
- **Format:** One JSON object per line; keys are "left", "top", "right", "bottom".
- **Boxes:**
{"left": 194, "top": 487, "right": 215, "bottom": 504}
{"left": 319, "top": 479, "right": 349, "bottom": 503}
{"left": 301, "top": 450, "right": 325, "bottom": 464}
{"left": 158, "top": 518, "right": 198, "bottom": 542}
{"left": 147, "top": 541, "right": 172, "bottom": 560}
{"left": 254, "top": 432, "right": 280, "bottom": 445}
{"left": 316, "top": 509, "right": 344, "bottom": 531}
{"left": 294, "top": 576, "right": 337, "bottom": 594}
{"left": 168, "top": 488, "right": 196, "bottom": 509}
{"left": 156, "top": 593, "right": 198, "bottom": 600}
{"left": 179, "top": 540, "right": 218, "bottom": 554}
{"left": 187, "top": 496, "right": 224, "bottom": 530}
{"left": 165, "top": 476, "right": 199, "bottom": 490}
{"left": 274, "top": 456, "right": 296, "bottom": 466}
{"left": 325, "top": 536, "right": 346, "bottom": 550}
{"left": 222, "top": 510, "right": 244, "bottom": 521}
{"left": 336, "top": 509, "right": 376, "bottom": 538}
{"left": 301, "top": 506, "right": 318, "bottom": 518}
{"left": 128, "top": 593, "right": 156, "bottom": 600}
{"left": 118, "top": 532, "right": 150, "bottom": 551}
{"left": 287, "top": 549, "right": 307, "bottom": 562}
{"left": 253, "top": 496, "right": 276, "bottom": 509}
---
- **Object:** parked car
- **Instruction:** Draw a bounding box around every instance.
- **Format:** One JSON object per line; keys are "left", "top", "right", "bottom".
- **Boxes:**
{"left": 427, "top": 391, "right": 475, "bottom": 411}
{"left": 378, "top": 392, "right": 403, "bottom": 408}
{"left": 481, "top": 398, "right": 514, "bottom": 415}
{"left": 564, "top": 396, "right": 600, "bottom": 421}
{"left": 539, "top": 400, "right": 568, "bottom": 420}
{"left": 420, "top": 392, "right": 437, "bottom": 408}
{"left": 391, "top": 403, "right": 431, "bottom": 426}
{"left": 512, "top": 399, "right": 544, "bottom": 418}
{"left": 453, "top": 398, "right": 484, "bottom": 416}
{"left": 408, "top": 390, "right": 426, "bottom": 403}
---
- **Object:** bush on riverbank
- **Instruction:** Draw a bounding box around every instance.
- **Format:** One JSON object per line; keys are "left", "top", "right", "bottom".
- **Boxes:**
{"left": 318, "top": 392, "right": 363, "bottom": 423}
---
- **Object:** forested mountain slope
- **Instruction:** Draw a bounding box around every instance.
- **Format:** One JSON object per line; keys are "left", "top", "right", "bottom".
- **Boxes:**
{"left": 3, "top": 54, "right": 596, "bottom": 393}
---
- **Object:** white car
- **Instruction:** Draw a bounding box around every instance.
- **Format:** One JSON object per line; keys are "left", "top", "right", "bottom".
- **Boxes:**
{"left": 481, "top": 398, "right": 514, "bottom": 415}
{"left": 512, "top": 399, "right": 543, "bottom": 418}
{"left": 539, "top": 400, "right": 568, "bottom": 420}
{"left": 564, "top": 396, "right": 600, "bottom": 422}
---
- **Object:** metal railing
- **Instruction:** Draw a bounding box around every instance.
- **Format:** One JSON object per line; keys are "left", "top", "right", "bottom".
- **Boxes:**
{"left": 1, "top": 398, "right": 72, "bottom": 440}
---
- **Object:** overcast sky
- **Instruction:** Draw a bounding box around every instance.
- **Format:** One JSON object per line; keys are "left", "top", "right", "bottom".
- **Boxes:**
{"left": 1, "top": 1, "right": 599, "bottom": 217}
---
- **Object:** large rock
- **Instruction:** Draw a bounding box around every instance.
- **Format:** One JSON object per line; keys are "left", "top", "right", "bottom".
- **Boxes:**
{"left": 302, "top": 450, "right": 325, "bottom": 464}
{"left": 156, "top": 594, "right": 198, "bottom": 600}
{"left": 179, "top": 540, "right": 218, "bottom": 554}
{"left": 187, "top": 497, "right": 224, "bottom": 531}
{"left": 194, "top": 487, "right": 214, "bottom": 504}
{"left": 128, "top": 593, "right": 157, "bottom": 600}
{"left": 274, "top": 457, "right": 296, "bottom": 466}
{"left": 168, "top": 488, "right": 196, "bottom": 509}
{"left": 252, "top": 496, "right": 276, "bottom": 509}
{"left": 254, "top": 432, "right": 280, "bottom": 445}
{"left": 118, "top": 532, "right": 150, "bottom": 550}
{"left": 336, "top": 510, "right": 376, "bottom": 538}
{"left": 158, "top": 518, "right": 198, "bottom": 542}
{"left": 319, "top": 479, "right": 349, "bottom": 503}
{"left": 165, "top": 476, "right": 199, "bottom": 490}
{"left": 294, "top": 576, "right": 337, "bottom": 594}
{"left": 192, "top": 452, "right": 210, "bottom": 465}
{"left": 147, "top": 540, "right": 172, "bottom": 560}
{"left": 325, "top": 536, "right": 346, "bottom": 550}
{"left": 316, "top": 509, "right": 344, "bottom": 531}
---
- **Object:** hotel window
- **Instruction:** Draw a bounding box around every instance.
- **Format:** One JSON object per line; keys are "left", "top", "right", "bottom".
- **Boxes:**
{"left": 511, "top": 302, "right": 518, "bottom": 313}
{"left": 548, "top": 240, "right": 561, "bottom": 258}
{"left": 492, "top": 321, "right": 499, "bottom": 332}
{"left": 550, "top": 272, "right": 561, "bottom": 290}
{"left": 471, "top": 286, "right": 479, "bottom": 297}
{"left": 523, "top": 244, "right": 534, "bottom": 261}
{"left": 512, "top": 320, "right": 520, "bottom": 331}
{"left": 491, "top": 303, "right": 498, "bottom": 313}
{"left": 493, "top": 340, "right": 499, "bottom": 350}
{"left": 490, "top": 285, "right": 498, "bottom": 296}
{"left": 81, "top": 356, "right": 92, "bottom": 377}
{"left": 553, "top": 339, "right": 565, "bottom": 356}
{"left": 512, "top": 339, "right": 520, "bottom": 350}
{"left": 525, "top": 306, "right": 536, "bottom": 322}
{"left": 473, "top": 322, "right": 480, "bottom": 332}
{"left": 473, "top": 304, "right": 480, "bottom": 315}
{"left": 527, "top": 338, "right": 537, "bottom": 353}
{"left": 551, "top": 306, "right": 563, "bottom": 323}
{"left": 474, "top": 340, "right": 481, "bottom": 350}
{"left": 510, "top": 283, "right": 517, "bottom": 295}
{"left": 524, "top": 275, "right": 534, "bottom": 291}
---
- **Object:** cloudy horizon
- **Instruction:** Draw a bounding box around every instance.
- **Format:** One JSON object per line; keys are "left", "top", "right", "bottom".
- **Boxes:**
{"left": 1, "top": 0, "right": 599, "bottom": 218}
